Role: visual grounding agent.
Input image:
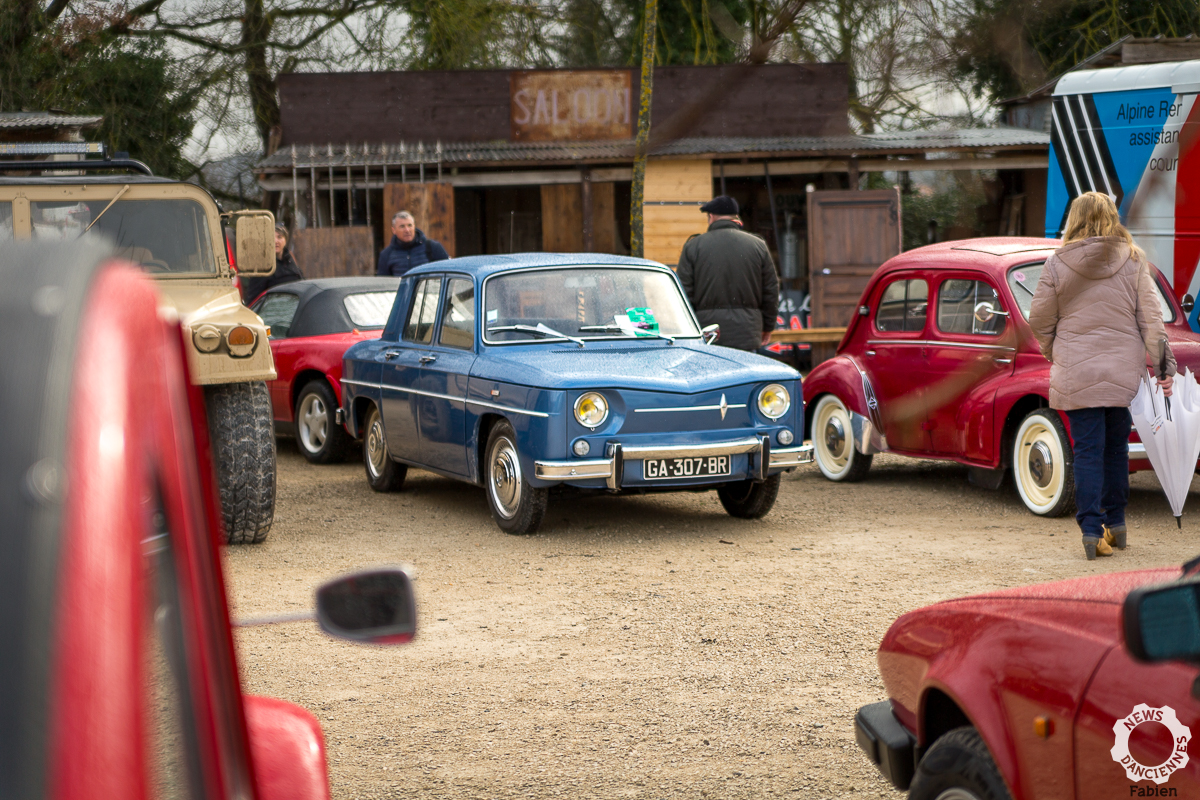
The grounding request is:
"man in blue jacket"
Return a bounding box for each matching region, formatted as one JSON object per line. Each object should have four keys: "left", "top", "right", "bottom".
{"left": 377, "top": 210, "right": 449, "bottom": 276}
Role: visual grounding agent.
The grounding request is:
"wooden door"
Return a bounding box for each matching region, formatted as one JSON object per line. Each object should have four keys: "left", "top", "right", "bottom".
{"left": 642, "top": 159, "right": 711, "bottom": 266}
{"left": 808, "top": 188, "right": 901, "bottom": 362}
{"left": 541, "top": 182, "right": 619, "bottom": 253}
{"left": 383, "top": 182, "right": 456, "bottom": 257}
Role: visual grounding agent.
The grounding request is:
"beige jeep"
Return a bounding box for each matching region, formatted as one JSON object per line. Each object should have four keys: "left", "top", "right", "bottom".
{"left": 0, "top": 167, "right": 280, "bottom": 544}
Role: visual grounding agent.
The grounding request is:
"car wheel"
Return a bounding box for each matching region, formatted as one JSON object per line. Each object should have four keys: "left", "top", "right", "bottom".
{"left": 717, "top": 473, "right": 781, "bottom": 519}
{"left": 1012, "top": 409, "right": 1074, "bottom": 517}
{"left": 485, "top": 420, "right": 547, "bottom": 535}
{"left": 364, "top": 404, "right": 406, "bottom": 492}
{"left": 294, "top": 380, "right": 352, "bottom": 464}
{"left": 205, "top": 381, "right": 276, "bottom": 544}
{"left": 811, "top": 394, "right": 872, "bottom": 482}
{"left": 908, "top": 727, "right": 1013, "bottom": 800}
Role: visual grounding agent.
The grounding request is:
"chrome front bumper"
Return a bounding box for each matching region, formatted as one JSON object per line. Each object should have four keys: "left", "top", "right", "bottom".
{"left": 534, "top": 436, "right": 814, "bottom": 490}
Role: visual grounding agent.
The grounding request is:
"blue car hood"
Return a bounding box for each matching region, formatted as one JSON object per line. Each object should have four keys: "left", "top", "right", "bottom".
{"left": 472, "top": 341, "right": 798, "bottom": 392}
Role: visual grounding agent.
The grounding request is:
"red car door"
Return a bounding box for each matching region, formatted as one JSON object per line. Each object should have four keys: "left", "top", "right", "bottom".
{"left": 924, "top": 273, "right": 1017, "bottom": 459}
{"left": 862, "top": 271, "right": 934, "bottom": 454}
{"left": 1074, "top": 647, "right": 1200, "bottom": 797}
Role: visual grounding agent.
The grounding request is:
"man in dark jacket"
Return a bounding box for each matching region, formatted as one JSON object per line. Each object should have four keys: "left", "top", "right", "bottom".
{"left": 676, "top": 196, "right": 778, "bottom": 352}
{"left": 377, "top": 211, "right": 449, "bottom": 276}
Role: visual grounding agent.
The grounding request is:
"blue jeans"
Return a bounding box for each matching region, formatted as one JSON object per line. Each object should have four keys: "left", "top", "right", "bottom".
{"left": 1065, "top": 407, "right": 1132, "bottom": 538}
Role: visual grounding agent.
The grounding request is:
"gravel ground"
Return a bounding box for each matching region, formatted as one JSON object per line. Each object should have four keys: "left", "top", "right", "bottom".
{"left": 225, "top": 445, "right": 1200, "bottom": 799}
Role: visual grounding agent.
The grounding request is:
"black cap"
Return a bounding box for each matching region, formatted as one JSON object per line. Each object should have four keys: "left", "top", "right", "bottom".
{"left": 699, "top": 195, "right": 738, "bottom": 216}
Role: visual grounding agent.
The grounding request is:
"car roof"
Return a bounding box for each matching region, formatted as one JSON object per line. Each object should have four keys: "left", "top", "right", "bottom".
{"left": 263, "top": 276, "right": 401, "bottom": 301}
{"left": 878, "top": 237, "right": 1060, "bottom": 277}
{"left": 261, "top": 276, "right": 401, "bottom": 337}
{"left": 404, "top": 252, "right": 670, "bottom": 280}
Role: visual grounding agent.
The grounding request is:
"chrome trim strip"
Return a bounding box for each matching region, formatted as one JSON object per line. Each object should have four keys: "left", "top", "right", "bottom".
{"left": 534, "top": 459, "right": 613, "bottom": 480}
{"left": 634, "top": 404, "right": 748, "bottom": 413}
{"left": 770, "top": 444, "right": 814, "bottom": 467}
{"left": 620, "top": 437, "right": 763, "bottom": 460}
{"left": 339, "top": 378, "right": 550, "bottom": 418}
{"left": 866, "top": 339, "right": 1015, "bottom": 352}
{"left": 1129, "top": 442, "right": 1147, "bottom": 458}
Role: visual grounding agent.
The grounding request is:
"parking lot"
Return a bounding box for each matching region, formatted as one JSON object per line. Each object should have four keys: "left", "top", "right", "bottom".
{"left": 226, "top": 445, "right": 1200, "bottom": 799}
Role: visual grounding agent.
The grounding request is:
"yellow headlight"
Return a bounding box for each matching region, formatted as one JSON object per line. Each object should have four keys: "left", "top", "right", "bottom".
{"left": 574, "top": 392, "right": 609, "bottom": 428}
{"left": 226, "top": 325, "right": 257, "bottom": 357}
{"left": 757, "top": 384, "right": 790, "bottom": 419}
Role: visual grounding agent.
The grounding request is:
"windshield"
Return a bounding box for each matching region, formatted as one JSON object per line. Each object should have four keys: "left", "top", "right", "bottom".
{"left": 31, "top": 199, "right": 216, "bottom": 275}
{"left": 1007, "top": 262, "right": 1177, "bottom": 324}
{"left": 483, "top": 267, "right": 700, "bottom": 343}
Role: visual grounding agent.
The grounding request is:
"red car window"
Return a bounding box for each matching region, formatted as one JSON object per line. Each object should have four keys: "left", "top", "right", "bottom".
{"left": 936, "top": 279, "right": 1005, "bottom": 336}
{"left": 875, "top": 278, "right": 928, "bottom": 333}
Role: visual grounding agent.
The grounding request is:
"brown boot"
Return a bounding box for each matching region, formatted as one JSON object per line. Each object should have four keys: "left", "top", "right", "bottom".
{"left": 1104, "top": 525, "right": 1127, "bottom": 550}
{"left": 1083, "top": 536, "right": 1113, "bottom": 560}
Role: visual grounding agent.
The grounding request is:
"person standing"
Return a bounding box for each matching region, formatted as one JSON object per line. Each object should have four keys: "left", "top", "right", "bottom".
{"left": 241, "top": 223, "right": 303, "bottom": 304}
{"left": 1029, "top": 191, "right": 1175, "bottom": 560}
{"left": 676, "top": 195, "right": 778, "bottom": 352}
{"left": 377, "top": 210, "right": 449, "bottom": 276}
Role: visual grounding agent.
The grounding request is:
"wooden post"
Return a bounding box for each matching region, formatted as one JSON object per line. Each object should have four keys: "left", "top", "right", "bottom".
{"left": 581, "top": 168, "right": 594, "bottom": 251}
{"left": 629, "top": 0, "right": 658, "bottom": 258}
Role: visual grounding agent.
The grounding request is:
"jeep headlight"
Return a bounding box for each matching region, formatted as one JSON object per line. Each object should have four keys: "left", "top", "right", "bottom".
{"left": 193, "top": 324, "right": 222, "bottom": 353}
{"left": 757, "top": 384, "right": 790, "bottom": 420}
{"left": 574, "top": 392, "right": 609, "bottom": 429}
{"left": 226, "top": 325, "right": 257, "bottom": 358}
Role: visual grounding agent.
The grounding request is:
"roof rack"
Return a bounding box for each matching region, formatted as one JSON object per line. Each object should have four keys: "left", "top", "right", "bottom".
{"left": 0, "top": 142, "right": 153, "bottom": 176}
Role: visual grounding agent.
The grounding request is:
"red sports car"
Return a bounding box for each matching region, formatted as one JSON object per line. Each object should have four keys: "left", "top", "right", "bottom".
{"left": 3, "top": 241, "right": 414, "bottom": 800}
{"left": 803, "top": 237, "right": 1200, "bottom": 516}
{"left": 856, "top": 563, "right": 1200, "bottom": 799}
{"left": 252, "top": 277, "right": 400, "bottom": 462}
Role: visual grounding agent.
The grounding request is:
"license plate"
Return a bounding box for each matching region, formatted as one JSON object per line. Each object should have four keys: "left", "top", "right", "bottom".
{"left": 642, "top": 455, "right": 731, "bottom": 480}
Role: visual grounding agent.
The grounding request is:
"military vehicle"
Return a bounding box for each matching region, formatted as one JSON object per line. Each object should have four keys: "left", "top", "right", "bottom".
{"left": 0, "top": 144, "right": 278, "bottom": 543}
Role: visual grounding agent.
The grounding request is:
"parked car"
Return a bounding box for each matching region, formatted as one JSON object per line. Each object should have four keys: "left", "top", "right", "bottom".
{"left": 803, "top": 237, "right": 1200, "bottom": 516}
{"left": 341, "top": 253, "right": 813, "bottom": 534}
{"left": 252, "top": 277, "right": 400, "bottom": 462}
{"left": 855, "top": 561, "right": 1200, "bottom": 799}
{"left": 0, "top": 240, "right": 415, "bottom": 800}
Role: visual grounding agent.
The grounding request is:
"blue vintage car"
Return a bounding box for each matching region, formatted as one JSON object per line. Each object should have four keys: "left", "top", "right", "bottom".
{"left": 341, "top": 253, "right": 813, "bottom": 534}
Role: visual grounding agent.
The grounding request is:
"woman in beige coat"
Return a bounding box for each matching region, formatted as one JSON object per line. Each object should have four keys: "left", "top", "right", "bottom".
{"left": 1029, "top": 192, "right": 1175, "bottom": 560}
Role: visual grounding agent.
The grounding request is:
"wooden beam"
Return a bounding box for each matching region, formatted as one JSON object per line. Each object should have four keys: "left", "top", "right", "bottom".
{"left": 768, "top": 327, "right": 847, "bottom": 344}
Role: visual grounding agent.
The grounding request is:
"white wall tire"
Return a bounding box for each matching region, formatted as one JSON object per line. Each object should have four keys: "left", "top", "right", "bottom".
{"left": 811, "top": 394, "right": 872, "bottom": 482}
{"left": 1012, "top": 409, "right": 1074, "bottom": 517}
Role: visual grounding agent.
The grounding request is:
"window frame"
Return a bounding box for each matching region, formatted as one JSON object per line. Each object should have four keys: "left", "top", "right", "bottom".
{"left": 253, "top": 292, "right": 302, "bottom": 339}
{"left": 436, "top": 275, "right": 476, "bottom": 352}
{"left": 402, "top": 276, "right": 444, "bottom": 345}
{"left": 872, "top": 275, "right": 929, "bottom": 335}
{"left": 934, "top": 274, "right": 1008, "bottom": 338}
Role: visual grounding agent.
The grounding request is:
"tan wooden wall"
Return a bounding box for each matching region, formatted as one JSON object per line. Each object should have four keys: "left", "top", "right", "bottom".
{"left": 291, "top": 227, "right": 376, "bottom": 278}
{"left": 383, "top": 182, "right": 456, "bottom": 256}
{"left": 642, "top": 159, "right": 711, "bottom": 266}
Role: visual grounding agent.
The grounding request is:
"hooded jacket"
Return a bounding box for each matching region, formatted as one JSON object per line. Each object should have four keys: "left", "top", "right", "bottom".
{"left": 1029, "top": 236, "right": 1176, "bottom": 410}
{"left": 376, "top": 229, "right": 449, "bottom": 277}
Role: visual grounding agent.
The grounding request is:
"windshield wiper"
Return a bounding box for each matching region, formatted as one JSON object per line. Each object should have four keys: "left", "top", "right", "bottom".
{"left": 487, "top": 323, "right": 585, "bottom": 348}
{"left": 578, "top": 324, "right": 675, "bottom": 344}
{"left": 78, "top": 184, "right": 129, "bottom": 237}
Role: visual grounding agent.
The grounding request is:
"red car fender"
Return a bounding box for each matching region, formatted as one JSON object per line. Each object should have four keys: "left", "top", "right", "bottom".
{"left": 802, "top": 355, "right": 872, "bottom": 426}
{"left": 244, "top": 696, "right": 331, "bottom": 800}
{"left": 270, "top": 333, "right": 372, "bottom": 424}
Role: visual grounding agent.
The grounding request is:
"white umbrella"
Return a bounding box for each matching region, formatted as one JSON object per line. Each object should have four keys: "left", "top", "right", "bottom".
{"left": 1129, "top": 368, "right": 1200, "bottom": 527}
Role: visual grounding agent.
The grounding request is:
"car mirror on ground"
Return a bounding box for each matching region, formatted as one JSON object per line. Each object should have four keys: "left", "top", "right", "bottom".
{"left": 702, "top": 323, "right": 720, "bottom": 344}
{"left": 237, "top": 566, "right": 417, "bottom": 644}
{"left": 1123, "top": 575, "right": 1200, "bottom": 663}
{"left": 316, "top": 567, "right": 417, "bottom": 644}
{"left": 234, "top": 211, "right": 277, "bottom": 275}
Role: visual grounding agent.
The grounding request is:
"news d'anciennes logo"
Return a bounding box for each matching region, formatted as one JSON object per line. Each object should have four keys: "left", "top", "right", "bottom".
{"left": 1110, "top": 704, "right": 1191, "bottom": 785}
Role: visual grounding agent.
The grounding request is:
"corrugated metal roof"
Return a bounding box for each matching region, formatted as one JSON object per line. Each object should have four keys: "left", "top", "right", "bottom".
{"left": 256, "top": 128, "right": 1048, "bottom": 171}
{"left": 0, "top": 112, "right": 102, "bottom": 130}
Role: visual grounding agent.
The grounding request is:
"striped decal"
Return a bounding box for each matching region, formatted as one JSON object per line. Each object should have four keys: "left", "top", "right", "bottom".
{"left": 1050, "top": 94, "right": 1124, "bottom": 233}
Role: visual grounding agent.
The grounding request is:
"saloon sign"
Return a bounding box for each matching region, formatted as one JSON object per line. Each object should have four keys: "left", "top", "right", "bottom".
{"left": 510, "top": 70, "right": 633, "bottom": 142}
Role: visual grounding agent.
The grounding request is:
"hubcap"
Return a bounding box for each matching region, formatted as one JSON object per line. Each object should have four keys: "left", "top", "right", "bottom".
{"left": 824, "top": 415, "right": 846, "bottom": 457}
{"left": 1029, "top": 441, "right": 1053, "bottom": 488}
{"left": 933, "top": 790, "right": 984, "bottom": 800}
{"left": 489, "top": 436, "right": 523, "bottom": 519}
{"left": 367, "top": 414, "right": 387, "bottom": 477}
{"left": 815, "top": 397, "right": 852, "bottom": 474}
{"left": 298, "top": 393, "right": 328, "bottom": 452}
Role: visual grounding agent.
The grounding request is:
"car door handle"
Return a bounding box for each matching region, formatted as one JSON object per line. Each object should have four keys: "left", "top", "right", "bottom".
{"left": 993, "top": 357, "right": 1012, "bottom": 364}
{"left": 384, "top": 350, "right": 401, "bottom": 361}
{"left": 419, "top": 355, "right": 437, "bottom": 365}
{"left": 865, "top": 350, "right": 876, "bottom": 357}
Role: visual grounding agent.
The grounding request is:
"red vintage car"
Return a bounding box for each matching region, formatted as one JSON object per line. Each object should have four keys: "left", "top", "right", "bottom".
{"left": 252, "top": 277, "right": 399, "bottom": 462}
{"left": 2, "top": 241, "right": 414, "bottom": 800}
{"left": 803, "top": 237, "right": 1200, "bottom": 516}
{"left": 855, "top": 563, "right": 1200, "bottom": 799}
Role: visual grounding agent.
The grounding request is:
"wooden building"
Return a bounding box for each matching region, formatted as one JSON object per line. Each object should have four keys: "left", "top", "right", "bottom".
{"left": 255, "top": 65, "right": 1049, "bottom": 331}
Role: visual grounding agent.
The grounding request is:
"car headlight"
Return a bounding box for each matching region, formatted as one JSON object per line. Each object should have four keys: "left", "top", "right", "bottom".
{"left": 574, "top": 392, "right": 609, "bottom": 429}
{"left": 226, "top": 325, "right": 257, "bottom": 358}
{"left": 757, "top": 384, "right": 791, "bottom": 420}
{"left": 192, "top": 324, "right": 221, "bottom": 353}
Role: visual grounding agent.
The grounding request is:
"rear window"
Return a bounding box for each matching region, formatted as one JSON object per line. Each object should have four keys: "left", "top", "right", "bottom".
{"left": 343, "top": 292, "right": 396, "bottom": 328}
{"left": 1007, "top": 262, "right": 1176, "bottom": 324}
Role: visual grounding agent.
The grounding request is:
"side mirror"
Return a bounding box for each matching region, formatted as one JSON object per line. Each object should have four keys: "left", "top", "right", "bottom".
{"left": 1183, "top": 294, "right": 1195, "bottom": 315}
{"left": 1123, "top": 577, "right": 1200, "bottom": 663}
{"left": 702, "top": 324, "right": 720, "bottom": 345}
{"left": 316, "top": 567, "right": 416, "bottom": 644}
{"left": 234, "top": 211, "right": 276, "bottom": 276}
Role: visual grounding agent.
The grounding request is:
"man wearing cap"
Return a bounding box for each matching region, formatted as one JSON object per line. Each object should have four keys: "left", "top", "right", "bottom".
{"left": 676, "top": 196, "right": 778, "bottom": 352}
